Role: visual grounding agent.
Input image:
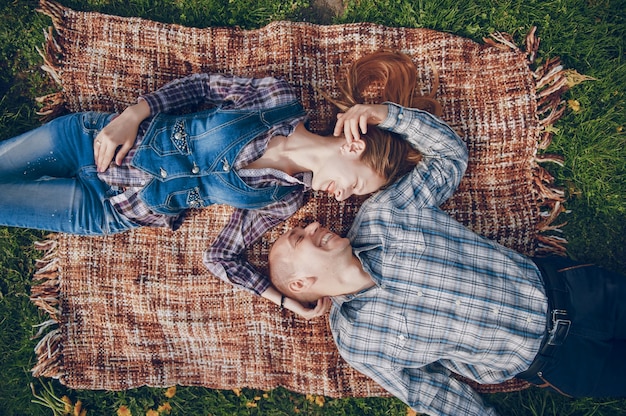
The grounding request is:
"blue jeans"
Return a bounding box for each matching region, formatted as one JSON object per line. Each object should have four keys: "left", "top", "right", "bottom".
{"left": 0, "top": 112, "right": 139, "bottom": 235}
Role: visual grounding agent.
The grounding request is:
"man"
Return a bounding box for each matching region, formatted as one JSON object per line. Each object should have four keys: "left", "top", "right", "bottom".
{"left": 269, "top": 103, "right": 626, "bottom": 416}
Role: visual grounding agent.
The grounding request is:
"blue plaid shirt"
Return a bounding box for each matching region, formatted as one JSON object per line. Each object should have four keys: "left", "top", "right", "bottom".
{"left": 329, "top": 104, "right": 548, "bottom": 416}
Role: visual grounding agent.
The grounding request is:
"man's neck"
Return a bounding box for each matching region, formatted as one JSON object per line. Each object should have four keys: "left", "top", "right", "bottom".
{"left": 338, "top": 253, "right": 376, "bottom": 295}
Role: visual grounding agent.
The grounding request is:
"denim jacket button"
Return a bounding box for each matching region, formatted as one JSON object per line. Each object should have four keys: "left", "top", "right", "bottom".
{"left": 191, "top": 165, "right": 200, "bottom": 174}
{"left": 160, "top": 167, "right": 167, "bottom": 178}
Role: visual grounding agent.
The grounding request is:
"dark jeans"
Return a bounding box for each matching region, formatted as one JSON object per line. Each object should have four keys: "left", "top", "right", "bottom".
{"left": 519, "top": 256, "right": 626, "bottom": 398}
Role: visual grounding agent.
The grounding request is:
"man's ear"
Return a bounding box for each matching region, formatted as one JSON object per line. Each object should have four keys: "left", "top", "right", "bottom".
{"left": 288, "top": 276, "right": 317, "bottom": 294}
{"left": 341, "top": 139, "right": 366, "bottom": 157}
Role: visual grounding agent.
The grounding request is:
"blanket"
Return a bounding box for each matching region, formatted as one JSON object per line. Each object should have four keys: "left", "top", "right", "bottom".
{"left": 31, "top": 0, "right": 569, "bottom": 396}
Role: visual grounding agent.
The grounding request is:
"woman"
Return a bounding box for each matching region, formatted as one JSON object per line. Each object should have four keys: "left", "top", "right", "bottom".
{"left": 0, "top": 51, "right": 439, "bottom": 317}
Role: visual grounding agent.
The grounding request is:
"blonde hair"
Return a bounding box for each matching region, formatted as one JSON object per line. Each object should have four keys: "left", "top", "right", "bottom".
{"left": 327, "top": 50, "right": 442, "bottom": 186}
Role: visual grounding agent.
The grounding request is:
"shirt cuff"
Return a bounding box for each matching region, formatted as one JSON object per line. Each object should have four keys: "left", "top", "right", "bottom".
{"left": 138, "top": 93, "right": 162, "bottom": 116}
{"left": 378, "top": 102, "right": 405, "bottom": 130}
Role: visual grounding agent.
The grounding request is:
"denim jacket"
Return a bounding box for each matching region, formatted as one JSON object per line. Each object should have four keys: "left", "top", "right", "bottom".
{"left": 132, "top": 101, "right": 306, "bottom": 215}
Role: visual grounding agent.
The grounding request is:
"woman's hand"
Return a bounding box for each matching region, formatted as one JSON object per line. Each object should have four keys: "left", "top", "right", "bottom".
{"left": 94, "top": 100, "right": 150, "bottom": 172}
{"left": 284, "top": 296, "right": 331, "bottom": 320}
{"left": 333, "top": 104, "right": 388, "bottom": 143}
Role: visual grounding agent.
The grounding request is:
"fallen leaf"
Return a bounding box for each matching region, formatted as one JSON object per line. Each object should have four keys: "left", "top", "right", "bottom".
{"left": 564, "top": 69, "right": 596, "bottom": 88}
{"left": 164, "top": 386, "right": 176, "bottom": 398}
{"left": 567, "top": 99, "right": 581, "bottom": 112}
{"left": 117, "top": 406, "right": 132, "bottom": 416}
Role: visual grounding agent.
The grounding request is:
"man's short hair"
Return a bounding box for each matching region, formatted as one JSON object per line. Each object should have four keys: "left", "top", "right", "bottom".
{"left": 268, "top": 243, "right": 320, "bottom": 304}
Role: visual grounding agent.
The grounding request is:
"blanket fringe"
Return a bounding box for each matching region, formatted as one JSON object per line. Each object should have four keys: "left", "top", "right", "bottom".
{"left": 30, "top": 236, "right": 64, "bottom": 379}
{"left": 37, "top": 0, "right": 66, "bottom": 29}
{"left": 523, "top": 26, "right": 579, "bottom": 256}
{"left": 483, "top": 26, "right": 575, "bottom": 255}
{"left": 36, "top": 1, "right": 67, "bottom": 120}
{"left": 484, "top": 26, "right": 574, "bottom": 255}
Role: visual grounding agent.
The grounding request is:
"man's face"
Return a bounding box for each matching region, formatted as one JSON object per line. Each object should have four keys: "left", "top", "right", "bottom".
{"left": 271, "top": 222, "right": 353, "bottom": 281}
{"left": 311, "top": 143, "right": 386, "bottom": 202}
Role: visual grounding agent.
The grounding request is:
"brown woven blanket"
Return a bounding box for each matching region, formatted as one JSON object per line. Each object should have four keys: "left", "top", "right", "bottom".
{"left": 31, "top": 0, "right": 569, "bottom": 396}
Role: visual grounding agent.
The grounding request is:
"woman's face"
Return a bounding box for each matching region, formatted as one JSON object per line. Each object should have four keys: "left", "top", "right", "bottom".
{"left": 311, "top": 150, "right": 386, "bottom": 201}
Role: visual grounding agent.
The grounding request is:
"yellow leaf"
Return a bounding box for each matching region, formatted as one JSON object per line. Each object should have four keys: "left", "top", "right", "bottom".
{"left": 146, "top": 410, "right": 159, "bottom": 416}
{"left": 79, "top": 411, "right": 87, "bottom": 416}
{"left": 157, "top": 402, "right": 172, "bottom": 414}
{"left": 232, "top": 388, "right": 241, "bottom": 397}
{"left": 567, "top": 99, "right": 581, "bottom": 112}
{"left": 164, "top": 386, "right": 176, "bottom": 398}
{"left": 61, "top": 396, "right": 73, "bottom": 415}
{"left": 73, "top": 400, "right": 82, "bottom": 416}
{"left": 305, "top": 394, "right": 314, "bottom": 403}
{"left": 263, "top": 393, "right": 269, "bottom": 399}
{"left": 315, "top": 396, "right": 325, "bottom": 407}
{"left": 564, "top": 69, "right": 596, "bottom": 88}
{"left": 543, "top": 125, "right": 561, "bottom": 134}
{"left": 246, "top": 402, "right": 258, "bottom": 408}
{"left": 407, "top": 407, "right": 418, "bottom": 416}
{"left": 117, "top": 406, "right": 132, "bottom": 416}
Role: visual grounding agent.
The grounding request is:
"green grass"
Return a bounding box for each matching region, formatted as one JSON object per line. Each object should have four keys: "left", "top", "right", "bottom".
{"left": 1, "top": 0, "right": 625, "bottom": 414}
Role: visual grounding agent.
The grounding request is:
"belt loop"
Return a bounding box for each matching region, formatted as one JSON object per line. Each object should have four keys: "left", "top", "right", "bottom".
{"left": 547, "top": 309, "right": 571, "bottom": 346}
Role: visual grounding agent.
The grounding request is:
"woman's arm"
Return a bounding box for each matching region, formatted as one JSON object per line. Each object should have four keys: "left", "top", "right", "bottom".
{"left": 95, "top": 73, "right": 298, "bottom": 172}
{"left": 94, "top": 100, "right": 150, "bottom": 172}
{"left": 332, "top": 102, "right": 467, "bottom": 206}
{"left": 140, "top": 73, "right": 298, "bottom": 114}
{"left": 333, "top": 103, "right": 388, "bottom": 142}
{"left": 203, "top": 191, "right": 330, "bottom": 319}
{"left": 377, "top": 103, "right": 468, "bottom": 207}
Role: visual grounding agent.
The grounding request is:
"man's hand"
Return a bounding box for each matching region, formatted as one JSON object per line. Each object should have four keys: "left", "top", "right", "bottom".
{"left": 285, "top": 296, "right": 331, "bottom": 320}
{"left": 94, "top": 100, "right": 150, "bottom": 172}
{"left": 333, "top": 104, "right": 388, "bottom": 143}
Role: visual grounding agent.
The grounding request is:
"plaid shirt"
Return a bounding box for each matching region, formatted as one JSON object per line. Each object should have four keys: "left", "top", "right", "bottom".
{"left": 98, "top": 73, "right": 310, "bottom": 294}
{"left": 329, "top": 105, "right": 548, "bottom": 416}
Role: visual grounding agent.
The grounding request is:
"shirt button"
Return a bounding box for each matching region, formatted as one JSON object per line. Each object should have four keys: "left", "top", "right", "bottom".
{"left": 492, "top": 308, "right": 500, "bottom": 315}
{"left": 397, "top": 334, "right": 406, "bottom": 341}
{"left": 455, "top": 300, "right": 461, "bottom": 306}
{"left": 417, "top": 291, "right": 423, "bottom": 297}
{"left": 526, "top": 317, "right": 533, "bottom": 323}
{"left": 397, "top": 113, "right": 404, "bottom": 120}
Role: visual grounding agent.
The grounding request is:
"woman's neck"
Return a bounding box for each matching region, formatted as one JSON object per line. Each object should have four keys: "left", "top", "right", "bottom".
{"left": 246, "top": 123, "right": 337, "bottom": 175}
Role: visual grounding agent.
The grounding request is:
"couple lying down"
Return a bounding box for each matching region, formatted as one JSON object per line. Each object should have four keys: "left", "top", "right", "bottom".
{"left": 2, "top": 51, "right": 624, "bottom": 416}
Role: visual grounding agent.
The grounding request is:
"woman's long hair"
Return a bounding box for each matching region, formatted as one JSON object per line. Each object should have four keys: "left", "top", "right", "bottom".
{"left": 330, "top": 50, "right": 442, "bottom": 187}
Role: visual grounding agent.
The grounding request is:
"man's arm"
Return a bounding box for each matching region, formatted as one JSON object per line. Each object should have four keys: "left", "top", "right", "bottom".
{"left": 378, "top": 103, "right": 468, "bottom": 207}
{"left": 352, "top": 361, "right": 498, "bottom": 416}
